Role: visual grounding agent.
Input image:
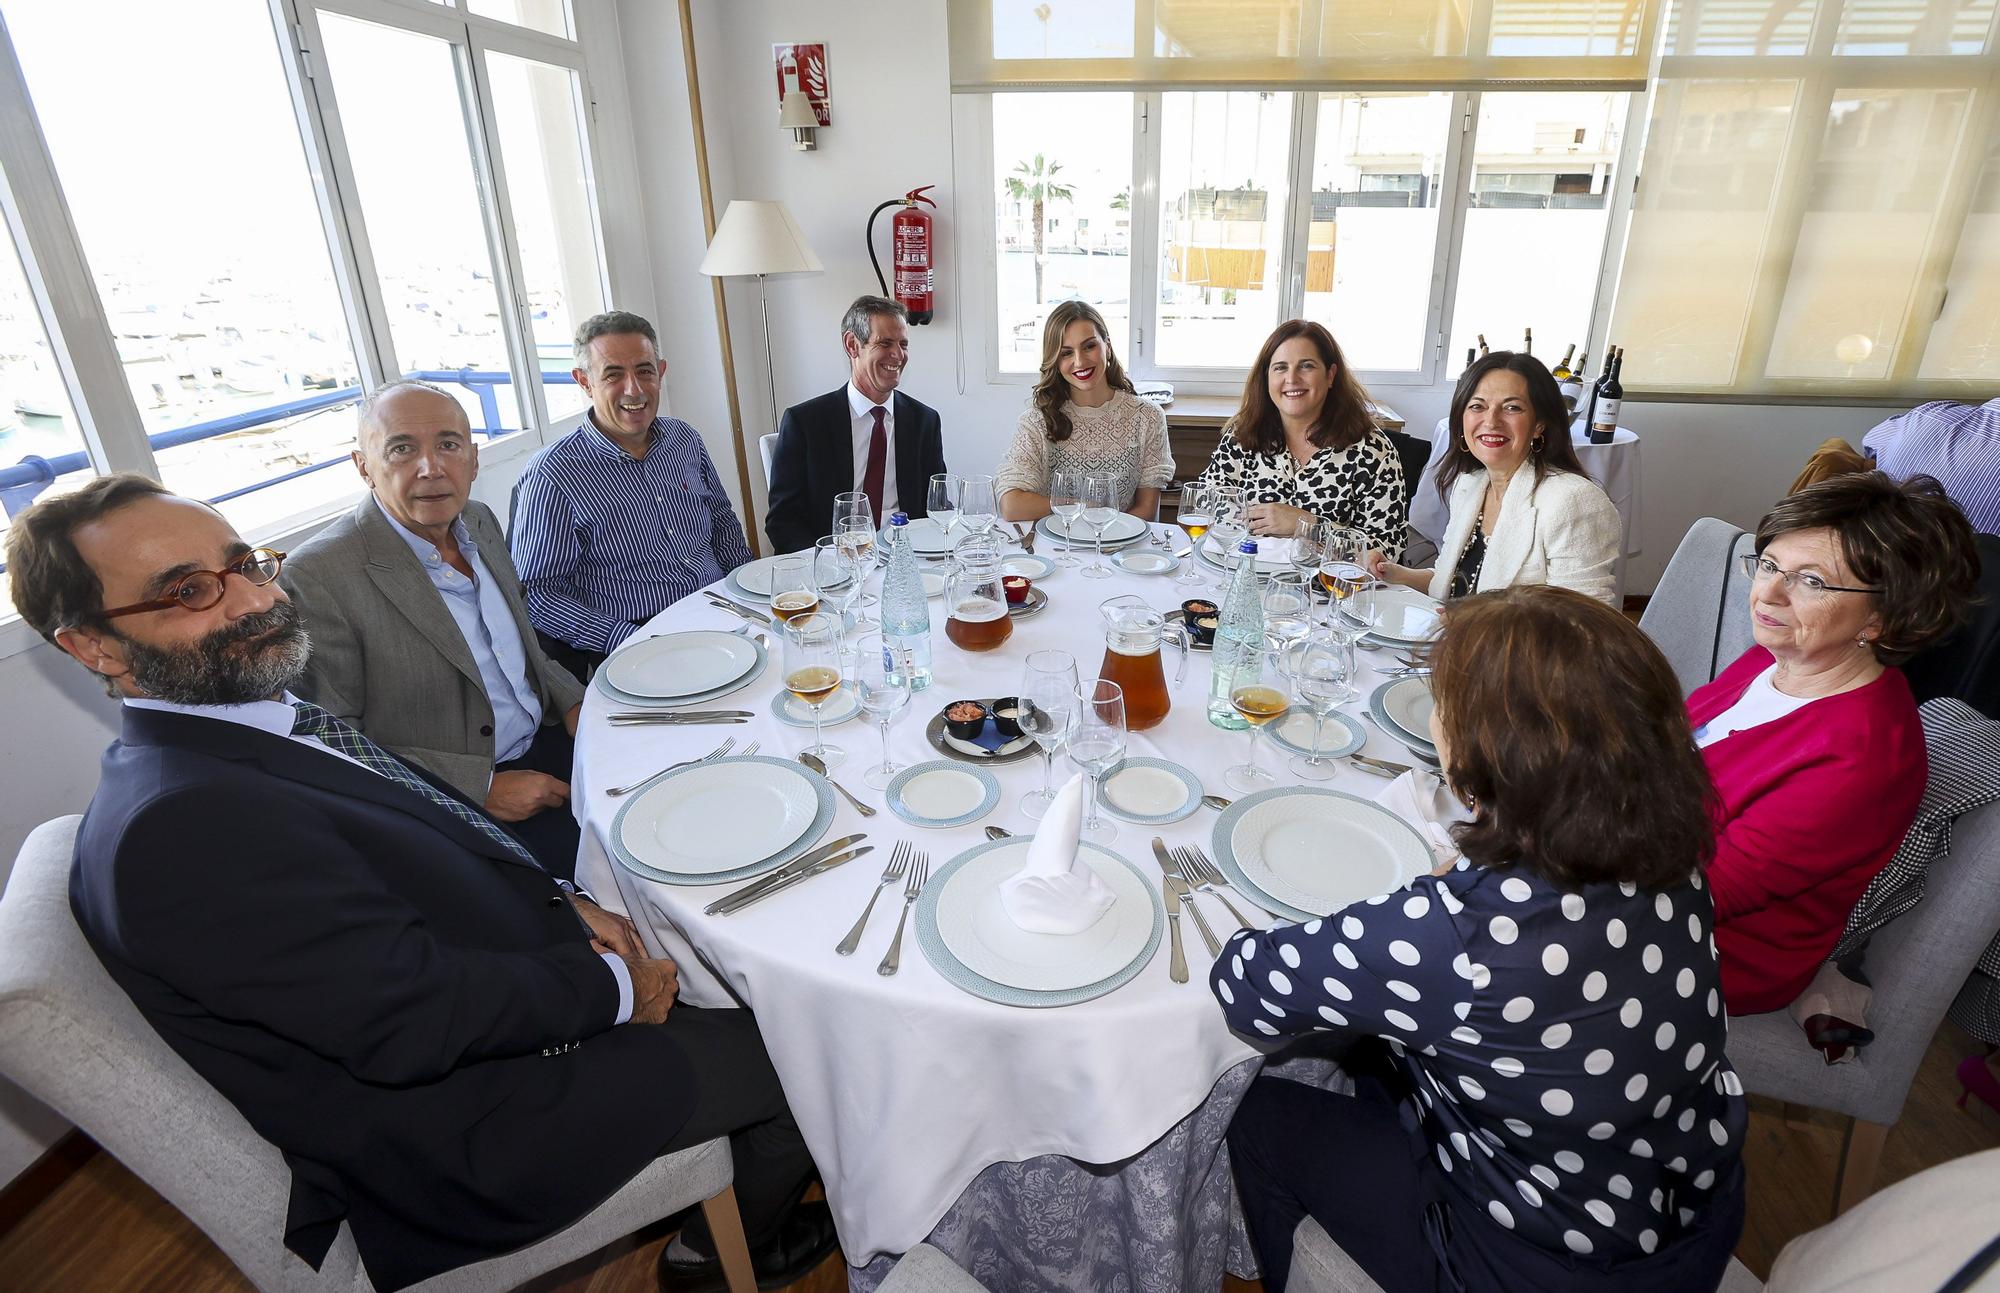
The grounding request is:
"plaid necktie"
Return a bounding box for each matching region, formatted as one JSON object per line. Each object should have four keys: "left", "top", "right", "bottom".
{"left": 290, "top": 699, "right": 542, "bottom": 870}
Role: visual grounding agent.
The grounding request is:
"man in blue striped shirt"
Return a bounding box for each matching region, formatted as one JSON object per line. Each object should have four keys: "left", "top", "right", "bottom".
{"left": 1864, "top": 396, "right": 2000, "bottom": 535}
{"left": 511, "top": 311, "right": 754, "bottom": 677}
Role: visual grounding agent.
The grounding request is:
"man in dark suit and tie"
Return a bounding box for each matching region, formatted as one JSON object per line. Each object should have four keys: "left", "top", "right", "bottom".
{"left": 7, "top": 476, "right": 833, "bottom": 1292}
{"left": 764, "top": 295, "right": 948, "bottom": 554}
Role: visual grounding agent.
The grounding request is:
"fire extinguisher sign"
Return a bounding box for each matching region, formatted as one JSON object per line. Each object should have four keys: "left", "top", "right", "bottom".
{"left": 773, "top": 43, "right": 830, "bottom": 128}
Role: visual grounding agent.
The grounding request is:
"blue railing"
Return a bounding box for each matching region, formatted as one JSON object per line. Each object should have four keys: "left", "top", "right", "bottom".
{"left": 0, "top": 369, "right": 579, "bottom": 519}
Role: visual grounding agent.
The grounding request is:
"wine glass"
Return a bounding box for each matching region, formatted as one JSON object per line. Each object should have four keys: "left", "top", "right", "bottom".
{"left": 768, "top": 553, "right": 821, "bottom": 625}
{"left": 1283, "top": 631, "right": 1352, "bottom": 781}
{"left": 1067, "top": 679, "right": 1126, "bottom": 843}
{"left": 1207, "top": 486, "right": 1248, "bottom": 579}
{"left": 1017, "top": 649, "right": 1080, "bottom": 820}
{"left": 814, "top": 536, "right": 866, "bottom": 630}
{"left": 1318, "top": 525, "right": 1372, "bottom": 629}
{"left": 1049, "top": 469, "right": 1085, "bottom": 569}
{"left": 959, "top": 474, "right": 998, "bottom": 541}
{"left": 846, "top": 632, "right": 911, "bottom": 789}
{"left": 1224, "top": 644, "right": 1289, "bottom": 792}
{"left": 927, "top": 473, "right": 961, "bottom": 538}
{"left": 1174, "top": 484, "right": 1214, "bottom": 586}
{"left": 833, "top": 490, "right": 872, "bottom": 538}
{"left": 782, "top": 612, "right": 845, "bottom": 767}
{"left": 1262, "top": 571, "right": 1314, "bottom": 649}
{"left": 1291, "top": 517, "right": 1328, "bottom": 588}
{"left": 836, "top": 515, "right": 880, "bottom": 610}
{"left": 1079, "top": 470, "right": 1119, "bottom": 580}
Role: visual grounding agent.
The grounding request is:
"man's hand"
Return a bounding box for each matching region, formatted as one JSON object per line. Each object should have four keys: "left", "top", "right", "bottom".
{"left": 485, "top": 770, "right": 569, "bottom": 822}
{"left": 1246, "top": 501, "right": 1313, "bottom": 536}
{"left": 574, "top": 896, "right": 643, "bottom": 960}
{"left": 563, "top": 703, "right": 581, "bottom": 736}
{"left": 621, "top": 952, "right": 680, "bottom": 1025}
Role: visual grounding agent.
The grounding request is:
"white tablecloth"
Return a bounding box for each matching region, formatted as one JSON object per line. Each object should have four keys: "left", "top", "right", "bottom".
{"left": 572, "top": 534, "right": 1431, "bottom": 1264}
{"left": 1409, "top": 418, "right": 1643, "bottom": 599}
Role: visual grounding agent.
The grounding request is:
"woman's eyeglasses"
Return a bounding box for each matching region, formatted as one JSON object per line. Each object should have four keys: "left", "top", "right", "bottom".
{"left": 1738, "top": 553, "right": 1875, "bottom": 599}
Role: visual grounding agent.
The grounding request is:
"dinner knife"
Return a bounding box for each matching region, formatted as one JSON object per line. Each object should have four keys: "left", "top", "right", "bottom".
{"left": 608, "top": 710, "right": 754, "bottom": 721}
{"left": 703, "top": 833, "right": 866, "bottom": 915}
{"left": 1162, "top": 878, "right": 1189, "bottom": 984}
{"left": 703, "top": 592, "right": 773, "bottom": 625}
{"left": 1347, "top": 751, "right": 1412, "bottom": 778}
{"left": 710, "top": 846, "right": 873, "bottom": 915}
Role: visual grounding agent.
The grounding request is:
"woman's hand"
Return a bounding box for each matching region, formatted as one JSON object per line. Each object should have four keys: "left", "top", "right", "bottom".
{"left": 1366, "top": 548, "right": 1430, "bottom": 592}
{"left": 1245, "top": 501, "right": 1313, "bottom": 536}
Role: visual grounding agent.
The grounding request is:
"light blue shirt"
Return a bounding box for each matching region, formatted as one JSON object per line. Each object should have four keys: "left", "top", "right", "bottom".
{"left": 375, "top": 496, "right": 544, "bottom": 765}
{"left": 121, "top": 691, "right": 631, "bottom": 1023}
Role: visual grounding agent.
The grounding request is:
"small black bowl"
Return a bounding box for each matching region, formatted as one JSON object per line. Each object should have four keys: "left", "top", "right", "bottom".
{"left": 943, "top": 700, "right": 991, "bottom": 742}
{"left": 1180, "top": 599, "right": 1219, "bottom": 646}
{"left": 988, "top": 696, "right": 1026, "bottom": 739}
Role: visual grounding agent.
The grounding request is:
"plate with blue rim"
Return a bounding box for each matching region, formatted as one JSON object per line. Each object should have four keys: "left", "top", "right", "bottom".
{"left": 609, "top": 755, "right": 834, "bottom": 886}
{"left": 1210, "top": 786, "right": 1433, "bottom": 923}
{"left": 1001, "top": 552, "right": 1057, "bottom": 581}
{"left": 1095, "top": 756, "right": 1203, "bottom": 825}
{"left": 1034, "top": 512, "right": 1148, "bottom": 550}
{"left": 886, "top": 760, "right": 1000, "bottom": 829}
{"left": 1111, "top": 548, "right": 1179, "bottom": 577}
{"left": 726, "top": 552, "right": 854, "bottom": 601}
{"left": 1266, "top": 710, "right": 1366, "bottom": 761}
{"left": 769, "top": 684, "right": 861, "bottom": 728}
{"left": 593, "top": 634, "right": 768, "bottom": 710}
{"left": 916, "top": 837, "right": 1163, "bottom": 1007}
{"left": 1368, "top": 677, "right": 1438, "bottom": 757}
{"left": 1338, "top": 586, "right": 1441, "bottom": 646}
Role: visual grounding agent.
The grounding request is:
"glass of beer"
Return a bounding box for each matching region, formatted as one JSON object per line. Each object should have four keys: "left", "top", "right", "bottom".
{"left": 1224, "top": 643, "right": 1289, "bottom": 792}
{"left": 768, "top": 553, "right": 821, "bottom": 624}
{"left": 782, "top": 612, "right": 845, "bottom": 767}
{"left": 1174, "top": 484, "right": 1213, "bottom": 585}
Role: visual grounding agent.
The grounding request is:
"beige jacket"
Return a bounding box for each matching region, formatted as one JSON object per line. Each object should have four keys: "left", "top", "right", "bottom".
{"left": 1430, "top": 467, "right": 1621, "bottom": 606}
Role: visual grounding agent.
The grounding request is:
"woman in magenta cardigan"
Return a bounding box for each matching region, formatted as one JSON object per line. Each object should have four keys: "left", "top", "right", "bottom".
{"left": 1688, "top": 473, "right": 1978, "bottom": 1015}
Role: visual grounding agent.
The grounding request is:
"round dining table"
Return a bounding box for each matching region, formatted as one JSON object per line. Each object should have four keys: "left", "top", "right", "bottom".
{"left": 570, "top": 524, "right": 1441, "bottom": 1289}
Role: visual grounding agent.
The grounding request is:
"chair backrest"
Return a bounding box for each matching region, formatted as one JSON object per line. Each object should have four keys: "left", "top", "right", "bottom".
{"left": 1903, "top": 530, "right": 2000, "bottom": 718}
{"left": 1382, "top": 428, "right": 1430, "bottom": 513}
{"left": 1639, "top": 517, "right": 1757, "bottom": 694}
{"left": 0, "top": 818, "right": 364, "bottom": 1291}
{"left": 758, "top": 433, "right": 778, "bottom": 488}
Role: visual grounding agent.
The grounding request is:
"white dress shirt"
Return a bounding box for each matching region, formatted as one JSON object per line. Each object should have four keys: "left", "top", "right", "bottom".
{"left": 847, "top": 381, "right": 898, "bottom": 516}
{"left": 122, "top": 692, "right": 632, "bottom": 1022}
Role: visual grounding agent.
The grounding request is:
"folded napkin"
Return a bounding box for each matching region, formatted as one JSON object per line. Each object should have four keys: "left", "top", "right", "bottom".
{"left": 999, "top": 773, "right": 1116, "bottom": 934}
{"left": 1373, "top": 768, "right": 1469, "bottom": 868}
{"left": 1210, "top": 533, "right": 1297, "bottom": 565}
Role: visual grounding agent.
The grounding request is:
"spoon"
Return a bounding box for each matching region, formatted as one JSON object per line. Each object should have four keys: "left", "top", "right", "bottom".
{"left": 1201, "top": 794, "right": 1232, "bottom": 812}
{"left": 984, "top": 826, "right": 1013, "bottom": 840}
{"left": 797, "top": 751, "right": 877, "bottom": 817}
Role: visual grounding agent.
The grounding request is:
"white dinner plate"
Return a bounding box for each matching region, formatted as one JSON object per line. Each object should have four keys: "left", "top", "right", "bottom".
{"left": 894, "top": 517, "right": 959, "bottom": 557}
{"left": 769, "top": 684, "right": 862, "bottom": 728}
{"left": 728, "top": 553, "right": 854, "bottom": 599}
{"left": 886, "top": 760, "right": 1000, "bottom": 829}
{"left": 1096, "top": 757, "right": 1202, "bottom": 824}
{"left": 1035, "top": 512, "right": 1148, "bottom": 548}
{"left": 617, "top": 759, "right": 818, "bottom": 876}
{"left": 1340, "top": 586, "right": 1442, "bottom": 645}
{"left": 1111, "top": 549, "right": 1179, "bottom": 577}
{"left": 921, "top": 570, "right": 948, "bottom": 598}
{"left": 932, "top": 839, "right": 1157, "bottom": 992}
{"left": 602, "top": 630, "right": 760, "bottom": 700}
{"left": 1216, "top": 787, "right": 1433, "bottom": 921}
{"left": 1266, "top": 710, "right": 1366, "bottom": 760}
{"left": 1370, "top": 677, "right": 1438, "bottom": 754}
{"left": 1001, "top": 553, "right": 1057, "bottom": 581}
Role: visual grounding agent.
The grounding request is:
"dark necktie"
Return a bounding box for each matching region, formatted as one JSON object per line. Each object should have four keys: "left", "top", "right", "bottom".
{"left": 290, "top": 699, "right": 542, "bottom": 870}
{"left": 861, "top": 405, "right": 888, "bottom": 526}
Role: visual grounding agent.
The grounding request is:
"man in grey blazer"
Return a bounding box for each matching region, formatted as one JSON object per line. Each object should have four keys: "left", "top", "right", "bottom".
{"left": 284, "top": 381, "right": 588, "bottom": 878}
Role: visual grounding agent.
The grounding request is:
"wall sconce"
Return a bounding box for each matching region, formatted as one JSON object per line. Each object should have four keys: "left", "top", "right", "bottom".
{"left": 774, "top": 42, "right": 829, "bottom": 152}
{"left": 778, "top": 89, "right": 819, "bottom": 151}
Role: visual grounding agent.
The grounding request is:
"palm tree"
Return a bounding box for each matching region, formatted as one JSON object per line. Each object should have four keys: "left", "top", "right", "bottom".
{"left": 1110, "top": 189, "right": 1129, "bottom": 212}
{"left": 1005, "top": 153, "right": 1075, "bottom": 304}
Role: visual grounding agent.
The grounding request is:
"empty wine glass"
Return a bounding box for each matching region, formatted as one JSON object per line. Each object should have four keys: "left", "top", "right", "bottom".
{"left": 1207, "top": 486, "right": 1248, "bottom": 579}
{"left": 1263, "top": 571, "right": 1314, "bottom": 648}
{"left": 846, "top": 632, "right": 912, "bottom": 789}
{"left": 1291, "top": 517, "right": 1328, "bottom": 588}
{"left": 1049, "top": 469, "right": 1085, "bottom": 569}
{"left": 1283, "top": 631, "right": 1352, "bottom": 781}
{"left": 1174, "top": 484, "right": 1214, "bottom": 586}
{"left": 782, "top": 612, "right": 844, "bottom": 767}
{"left": 1079, "top": 471, "right": 1119, "bottom": 580}
{"left": 1018, "top": 649, "right": 1080, "bottom": 820}
{"left": 836, "top": 515, "right": 880, "bottom": 610}
{"left": 1224, "top": 644, "right": 1289, "bottom": 792}
{"left": 959, "top": 474, "right": 998, "bottom": 540}
{"left": 814, "top": 535, "right": 866, "bottom": 630}
{"left": 927, "top": 472, "right": 961, "bottom": 538}
{"left": 833, "top": 489, "right": 872, "bottom": 538}
{"left": 1067, "top": 678, "right": 1126, "bottom": 843}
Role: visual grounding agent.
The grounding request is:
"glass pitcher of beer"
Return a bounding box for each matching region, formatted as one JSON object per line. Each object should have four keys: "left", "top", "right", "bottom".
{"left": 944, "top": 533, "right": 1013, "bottom": 651}
{"left": 1097, "top": 594, "right": 1185, "bottom": 731}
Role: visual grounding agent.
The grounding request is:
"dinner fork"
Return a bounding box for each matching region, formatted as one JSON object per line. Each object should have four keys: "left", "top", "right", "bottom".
{"left": 877, "top": 851, "right": 930, "bottom": 976}
{"left": 1175, "top": 845, "right": 1270, "bottom": 927}
{"left": 836, "top": 842, "right": 911, "bottom": 955}
{"left": 606, "top": 736, "right": 734, "bottom": 797}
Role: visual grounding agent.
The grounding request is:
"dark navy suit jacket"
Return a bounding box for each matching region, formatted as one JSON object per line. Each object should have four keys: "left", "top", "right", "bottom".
{"left": 765, "top": 386, "right": 946, "bottom": 554}
{"left": 70, "top": 705, "right": 694, "bottom": 1291}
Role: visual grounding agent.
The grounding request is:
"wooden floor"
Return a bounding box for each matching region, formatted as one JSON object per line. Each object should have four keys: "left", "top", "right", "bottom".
{"left": 0, "top": 1023, "right": 1993, "bottom": 1292}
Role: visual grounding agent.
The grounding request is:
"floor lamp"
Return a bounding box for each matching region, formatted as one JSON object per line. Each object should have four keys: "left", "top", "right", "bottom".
{"left": 698, "top": 200, "right": 824, "bottom": 453}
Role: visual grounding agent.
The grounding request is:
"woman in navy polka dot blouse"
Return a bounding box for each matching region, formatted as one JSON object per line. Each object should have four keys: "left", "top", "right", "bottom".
{"left": 1215, "top": 587, "right": 1748, "bottom": 1293}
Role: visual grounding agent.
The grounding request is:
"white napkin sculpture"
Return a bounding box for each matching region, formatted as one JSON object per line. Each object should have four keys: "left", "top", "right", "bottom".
{"left": 999, "top": 773, "right": 1116, "bottom": 934}
{"left": 1374, "top": 768, "right": 1470, "bottom": 868}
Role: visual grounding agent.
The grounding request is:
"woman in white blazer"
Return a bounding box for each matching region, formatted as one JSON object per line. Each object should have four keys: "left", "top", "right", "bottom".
{"left": 1369, "top": 352, "right": 1621, "bottom": 606}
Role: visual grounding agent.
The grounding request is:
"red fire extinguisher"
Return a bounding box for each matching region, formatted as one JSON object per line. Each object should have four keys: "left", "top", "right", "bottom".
{"left": 867, "top": 186, "right": 937, "bottom": 324}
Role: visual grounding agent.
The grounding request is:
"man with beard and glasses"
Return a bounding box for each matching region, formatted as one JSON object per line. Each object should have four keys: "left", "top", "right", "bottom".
{"left": 7, "top": 475, "right": 835, "bottom": 1292}
{"left": 283, "top": 380, "right": 588, "bottom": 879}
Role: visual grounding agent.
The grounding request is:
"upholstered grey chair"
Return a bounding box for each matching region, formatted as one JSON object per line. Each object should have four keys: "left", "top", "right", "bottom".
{"left": 759, "top": 433, "right": 779, "bottom": 489}
{"left": 1637, "top": 515, "right": 1756, "bottom": 695}
{"left": 877, "top": 1242, "right": 990, "bottom": 1292}
{"left": 0, "top": 816, "right": 756, "bottom": 1293}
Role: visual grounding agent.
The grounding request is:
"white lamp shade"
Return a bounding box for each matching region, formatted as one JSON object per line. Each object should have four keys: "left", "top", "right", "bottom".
{"left": 778, "top": 90, "right": 819, "bottom": 129}
{"left": 698, "top": 199, "right": 824, "bottom": 278}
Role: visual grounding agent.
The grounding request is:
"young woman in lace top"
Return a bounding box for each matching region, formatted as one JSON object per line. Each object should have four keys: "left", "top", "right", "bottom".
{"left": 996, "top": 301, "right": 1175, "bottom": 522}
{"left": 1191, "top": 319, "right": 1406, "bottom": 555}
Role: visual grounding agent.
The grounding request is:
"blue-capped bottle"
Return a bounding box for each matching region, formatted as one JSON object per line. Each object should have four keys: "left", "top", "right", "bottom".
{"left": 1207, "top": 538, "right": 1262, "bottom": 729}
{"left": 880, "top": 512, "right": 933, "bottom": 691}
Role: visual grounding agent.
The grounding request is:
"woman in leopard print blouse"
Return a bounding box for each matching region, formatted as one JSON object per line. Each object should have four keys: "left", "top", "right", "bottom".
{"left": 1191, "top": 320, "right": 1406, "bottom": 555}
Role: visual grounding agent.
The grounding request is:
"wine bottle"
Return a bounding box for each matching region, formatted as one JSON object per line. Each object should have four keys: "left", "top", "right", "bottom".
{"left": 1464, "top": 347, "right": 1476, "bottom": 373}
{"left": 1559, "top": 349, "right": 1588, "bottom": 419}
{"left": 1477, "top": 334, "right": 1489, "bottom": 359}
{"left": 1523, "top": 327, "right": 1533, "bottom": 357}
{"left": 1551, "top": 343, "right": 1576, "bottom": 382}
{"left": 1590, "top": 347, "right": 1623, "bottom": 445}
